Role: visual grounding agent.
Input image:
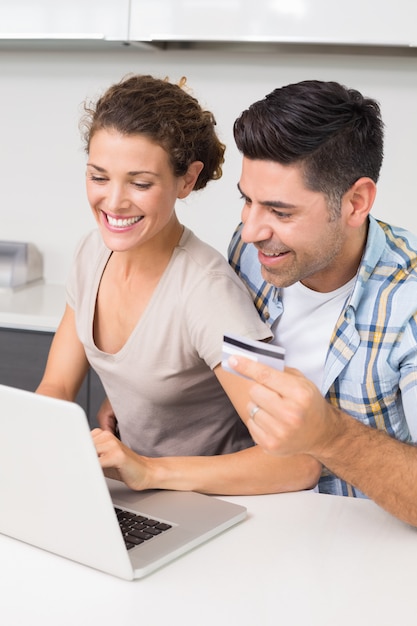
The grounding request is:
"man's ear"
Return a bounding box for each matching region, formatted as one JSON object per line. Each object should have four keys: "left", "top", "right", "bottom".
{"left": 177, "top": 161, "right": 204, "bottom": 199}
{"left": 345, "top": 177, "right": 377, "bottom": 227}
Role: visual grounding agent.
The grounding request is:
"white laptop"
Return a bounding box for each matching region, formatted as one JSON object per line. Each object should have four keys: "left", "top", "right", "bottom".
{"left": 0, "top": 384, "right": 247, "bottom": 580}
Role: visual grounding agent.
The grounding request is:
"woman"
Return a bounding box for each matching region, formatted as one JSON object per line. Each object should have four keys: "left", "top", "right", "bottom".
{"left": 37, "top": 74, "right": 320, "bottom": 494}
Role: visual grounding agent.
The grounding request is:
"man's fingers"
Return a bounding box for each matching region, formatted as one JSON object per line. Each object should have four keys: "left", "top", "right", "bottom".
{"left": 228, "top": 354, "right": 283, "bottom": 386}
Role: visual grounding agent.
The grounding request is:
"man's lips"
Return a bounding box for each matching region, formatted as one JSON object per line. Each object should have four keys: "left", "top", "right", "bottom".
{"left": 257, "top": 247, "right": 290, "bottom": 265}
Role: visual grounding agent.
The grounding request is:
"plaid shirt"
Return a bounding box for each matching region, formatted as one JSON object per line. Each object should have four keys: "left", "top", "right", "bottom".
{"left": 228, "top": 216, "right": 417, "bottom": 497}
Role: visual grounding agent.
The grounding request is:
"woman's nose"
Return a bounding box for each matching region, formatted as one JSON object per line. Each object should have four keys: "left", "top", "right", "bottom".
{"left": 105, "top": 183, "right": 130, "bottom": 213}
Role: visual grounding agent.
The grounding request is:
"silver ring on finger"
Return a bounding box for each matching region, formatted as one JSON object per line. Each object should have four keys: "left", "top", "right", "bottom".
{"left": 249, "top": 405, "right": 260, "bottom": 419}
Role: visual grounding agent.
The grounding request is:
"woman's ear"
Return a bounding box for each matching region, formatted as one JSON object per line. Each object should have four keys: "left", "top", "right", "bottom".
{"left": 344, "top": 177, "right": 377, "bottom": 227}
{"left": 177, "top": 161, "right": 204, "bottom": 199}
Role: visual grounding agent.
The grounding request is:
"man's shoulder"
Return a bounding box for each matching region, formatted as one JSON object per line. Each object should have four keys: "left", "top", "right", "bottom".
{"left": 357, "top": 218, "right": 417, "bottom": 312}
{"left": 227, "top": 223, "right": 258, "bottom": 273}
{"left": 374, "top": 219, "right": 417, "bottom": 271}
{"left": 226, "top": 223, "right": 277, "bottom": 323}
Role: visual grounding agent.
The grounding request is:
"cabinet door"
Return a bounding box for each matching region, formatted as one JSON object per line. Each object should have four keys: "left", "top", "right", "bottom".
{"left": 87, "top": 369, "right": 106, "bottom": 429}
{"left": 0, "top": 0, "right": 129, "bottom": 41}
{"left": 0, "top": 328, "right": 56, "bottom": 391}
{"left": 0, "top": 328, "right": 105, "bottom": 426}
{"left": 129, "top": 0, "right": 416, "bottom": 47}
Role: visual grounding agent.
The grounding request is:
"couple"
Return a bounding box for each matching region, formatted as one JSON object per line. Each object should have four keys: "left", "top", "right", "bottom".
{"left": 37, "top": 74, "right": 417, "bottom": 527}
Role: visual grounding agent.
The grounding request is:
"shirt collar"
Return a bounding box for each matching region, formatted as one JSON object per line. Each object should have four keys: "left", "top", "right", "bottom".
{"left": 347, "top": 216, "right": 386, "bottom": 312}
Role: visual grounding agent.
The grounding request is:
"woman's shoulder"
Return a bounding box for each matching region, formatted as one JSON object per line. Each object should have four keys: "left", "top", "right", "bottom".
{"left": 179, "top": 227, "right": 236, "bottom": 274}
{"left": 73, "top": 229, "right": 108, "bottom": 262}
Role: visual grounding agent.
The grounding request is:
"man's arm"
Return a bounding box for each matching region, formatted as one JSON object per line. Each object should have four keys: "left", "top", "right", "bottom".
{"left": 313, "top": 404, "right": 417, "bottom": 523}
{"left": 228, "top": 355, "right": 417, "bottom": 526}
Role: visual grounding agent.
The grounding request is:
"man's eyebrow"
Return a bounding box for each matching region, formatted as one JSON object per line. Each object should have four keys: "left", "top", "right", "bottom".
{"left": 237, "top": 182, "right": 297, "bottom": 209}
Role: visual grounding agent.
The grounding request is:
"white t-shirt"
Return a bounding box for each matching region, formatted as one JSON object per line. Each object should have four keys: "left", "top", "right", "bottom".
{"left": 272, "top": 278, "right": 355, "bottom": 389}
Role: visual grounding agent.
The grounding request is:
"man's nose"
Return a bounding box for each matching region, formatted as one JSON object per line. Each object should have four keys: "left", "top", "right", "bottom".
{"left": 240, "top": 205, "right": 274, "bottom": 244}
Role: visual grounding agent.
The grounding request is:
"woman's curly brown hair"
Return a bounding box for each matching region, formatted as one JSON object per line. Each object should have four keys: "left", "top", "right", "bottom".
{"left": 80, "top": 74, "right": 225, "bottom": 191}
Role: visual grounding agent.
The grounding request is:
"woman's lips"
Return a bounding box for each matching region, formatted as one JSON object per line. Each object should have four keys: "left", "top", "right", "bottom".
{"left": 101, "top": 211, "right": 144, "bottom": 231}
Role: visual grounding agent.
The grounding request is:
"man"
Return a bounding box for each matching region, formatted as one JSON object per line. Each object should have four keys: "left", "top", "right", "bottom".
{"left": 227, "top": 79, "right": 417, "bottom": 526}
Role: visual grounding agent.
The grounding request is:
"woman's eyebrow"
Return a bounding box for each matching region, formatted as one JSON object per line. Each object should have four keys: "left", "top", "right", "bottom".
{"left": 86, "top": 163, "right": 158, "bottom": 177}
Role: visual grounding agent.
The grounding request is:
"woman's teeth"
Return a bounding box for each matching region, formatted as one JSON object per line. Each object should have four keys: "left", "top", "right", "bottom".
{"left": 107, "top": 215, "right": 142, "bottom": 228}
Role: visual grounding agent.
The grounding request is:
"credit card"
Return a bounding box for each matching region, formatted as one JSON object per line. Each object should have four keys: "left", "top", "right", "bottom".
{"left": 222, "top": 332, "right": 285, "bottom": 379}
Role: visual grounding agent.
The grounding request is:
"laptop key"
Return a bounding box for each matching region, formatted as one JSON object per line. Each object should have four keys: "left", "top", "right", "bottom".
{"left": 129, "top": 528, "right": 154, "bottom": 541}
{"left": 115, "top": 506, "right": 172, "bottom": 550}
{"left": 125, "top": 534, "right": 145, "bottom": 546}
{"left": 155, "top": 522, "right": 172, "bottom": 531}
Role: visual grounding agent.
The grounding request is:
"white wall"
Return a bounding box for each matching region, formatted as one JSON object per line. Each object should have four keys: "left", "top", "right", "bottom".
{"left": 1, "top": 42, "right": 416, "bottom": 284}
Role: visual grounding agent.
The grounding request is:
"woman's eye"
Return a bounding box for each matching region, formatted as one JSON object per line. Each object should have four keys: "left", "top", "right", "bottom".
{"left": 132, "top": 182, "right": 152, "bottom": 190}
{"left": 89, "top": 175, "right": 107, "bottom": 183}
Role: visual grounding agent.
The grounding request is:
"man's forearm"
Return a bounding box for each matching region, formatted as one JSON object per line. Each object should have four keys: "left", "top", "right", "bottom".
{"left": 315, "top": 405, "right": 417, "bottom": 526}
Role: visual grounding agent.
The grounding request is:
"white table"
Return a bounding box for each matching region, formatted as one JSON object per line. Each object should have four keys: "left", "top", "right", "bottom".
{"left": 1, "top": 490, "right": 416, "bottom": 626}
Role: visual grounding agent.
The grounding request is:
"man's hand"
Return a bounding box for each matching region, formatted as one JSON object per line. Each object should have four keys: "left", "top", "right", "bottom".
{"left": 228, "top": 355, "right": 337, "bottom": 458}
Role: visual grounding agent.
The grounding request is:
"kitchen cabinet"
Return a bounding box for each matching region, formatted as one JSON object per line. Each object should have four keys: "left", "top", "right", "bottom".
{"left": 129, "top": 0, "right": 417, "bottom": 47}
{"left": 0, "top": 0, "right": 130, "bottom": 41}
{"left": 0, "top": 283, "right": 105, "bottom": 427}
{"left": 1, "top": 0, "right": 415, "bottom": 48}
{"left": 0, "top": 328, "right": 105, "bottom": 429}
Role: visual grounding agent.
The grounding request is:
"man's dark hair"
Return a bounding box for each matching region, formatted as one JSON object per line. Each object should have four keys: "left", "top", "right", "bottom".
{"left": 233, "top": 80, "right": 384, "bottom": 214}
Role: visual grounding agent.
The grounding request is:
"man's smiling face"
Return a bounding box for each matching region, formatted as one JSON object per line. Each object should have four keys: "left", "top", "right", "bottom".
{"left": 238, "top": 157, "right": 350, "bottom": 293}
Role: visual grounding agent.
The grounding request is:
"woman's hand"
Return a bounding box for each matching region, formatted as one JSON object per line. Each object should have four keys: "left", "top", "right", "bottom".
{"left": 91, "top": 428, "right": 151, "bottom": 491}
{"left": 96, "top": 397, "right": 119, "bottom": 435}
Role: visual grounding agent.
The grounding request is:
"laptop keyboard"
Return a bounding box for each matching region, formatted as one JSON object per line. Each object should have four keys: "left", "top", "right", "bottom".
{"left": 115, "top": 507, "right": 172, "bottom": 550}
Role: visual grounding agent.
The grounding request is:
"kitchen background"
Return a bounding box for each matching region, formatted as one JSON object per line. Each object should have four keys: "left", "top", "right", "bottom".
{"left": 1, "top": 0, "right": 417, "bottom": 285}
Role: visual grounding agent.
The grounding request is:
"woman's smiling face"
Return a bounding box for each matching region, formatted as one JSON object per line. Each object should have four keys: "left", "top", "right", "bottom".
{"left": 86, "top": 129, "right": 186, "bottom": 253}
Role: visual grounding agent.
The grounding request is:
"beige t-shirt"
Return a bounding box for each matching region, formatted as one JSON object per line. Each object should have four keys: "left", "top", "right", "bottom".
{"left": 66, "top": 227, "right": 271, "bottom": 457}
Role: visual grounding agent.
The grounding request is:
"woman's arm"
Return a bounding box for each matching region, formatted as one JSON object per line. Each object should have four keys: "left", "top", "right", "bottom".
{"left": 36, "top": 304, "right": 90, "bottom": 401}
{"left": 91, "top": 364, "right": 322, "bottom": 495}
{"left": 92, "top": 427, "right": 321, "bottom": 495}
{"left": 96, "top": 396, "right": 119, "bottom": 434}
